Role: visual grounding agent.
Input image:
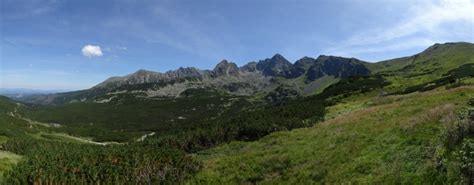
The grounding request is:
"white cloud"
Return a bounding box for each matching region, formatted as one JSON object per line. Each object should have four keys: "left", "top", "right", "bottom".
{"left": 325, "top": 0, "right": 474, "bottom": 59}
{"left": 353, "top": 0, "right": 472, "bottom": 44}
{"left": 81, "top": 45, "right": 103, "bottom": 58}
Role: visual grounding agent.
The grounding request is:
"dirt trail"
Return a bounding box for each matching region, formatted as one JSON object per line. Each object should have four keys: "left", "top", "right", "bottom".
{"left": 137, "top": 132, "right": 156, "bottom": 142}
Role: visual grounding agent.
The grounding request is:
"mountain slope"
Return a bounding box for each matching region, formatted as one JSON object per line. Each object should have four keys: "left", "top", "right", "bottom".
{"left": 370, "top": 42, "right": 474, "bottom": 73}
{"left": 368, "top": 42, "right": 474, "bottom": 92}
{"left": 190, "top": 86, "right": 474, "bottom": 184}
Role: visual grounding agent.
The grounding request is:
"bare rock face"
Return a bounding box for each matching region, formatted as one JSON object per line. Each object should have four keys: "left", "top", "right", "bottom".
{"left": 212, "top": 60, "right": 239, "bottom": 77}
{"left": 240, "top": 62, "right": 258, "bottom": 72}
{"left": 94, "top": 69, "right": 167, "bottom": 89}
{"left": 165, "top": 67, "right": 203, "bottom": 79}
{"left": 256, "top": 54, "right": 293, "bottom": 77}
{"left": 286, "top": 57, "right": 317, "bottom": 78}
{"left": 306, "top": 55, "right": 370, "bottom": 82}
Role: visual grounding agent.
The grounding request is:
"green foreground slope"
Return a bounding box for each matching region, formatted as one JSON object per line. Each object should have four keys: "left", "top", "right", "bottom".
{"left": 190, "top": 86, "right": 474, "bottom": 184}
{"left": 0, "top": 151, "right": 21, "bottom": 183}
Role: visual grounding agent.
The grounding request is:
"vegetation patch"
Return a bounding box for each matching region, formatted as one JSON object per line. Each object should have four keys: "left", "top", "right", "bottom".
{"left": 389, "top": 64, "right": 474, "bottom": 95}
{"left": 319, "top": 75, "right": 390, "bottom": 99}
{"left": 2, "top": 139, "right": 200, "bottom": 184}
{"left": 0, "top": 151, "right": 22, "bottom": 182}
{"left": 190, "top": 87, "right": 474, "bottom": 184}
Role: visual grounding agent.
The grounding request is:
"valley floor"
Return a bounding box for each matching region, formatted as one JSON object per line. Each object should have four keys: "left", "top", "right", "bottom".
{"left": 189, "top": 86, "right": 474, "bottom": 184}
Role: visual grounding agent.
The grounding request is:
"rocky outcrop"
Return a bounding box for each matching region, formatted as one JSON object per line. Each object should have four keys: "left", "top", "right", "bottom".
{"left": 212, "top": 60, "right": 239, "bottom": 77}
{"left": 286, "top": 57, "right": 317, "bottom": 78}
{"left": 165, "top": 67, "right": 203, "bottom": 79}
{"left": 306, "top": 55, "right": 370, "bottom": 82}
{"left": 256, "top": 54, "right": 293, "bottom": 77}
{"left": 240, "top": 62, "right": 258, "bottom": 72}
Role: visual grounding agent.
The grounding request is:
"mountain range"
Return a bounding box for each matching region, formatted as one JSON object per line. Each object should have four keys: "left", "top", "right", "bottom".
{"left": 19, "top": 42, "right": 474, "bottom": 105}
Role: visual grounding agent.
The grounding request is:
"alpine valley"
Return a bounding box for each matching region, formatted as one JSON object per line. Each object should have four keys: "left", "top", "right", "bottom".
{"left": 1, "top": 42, "right": 474, "bottom": 184}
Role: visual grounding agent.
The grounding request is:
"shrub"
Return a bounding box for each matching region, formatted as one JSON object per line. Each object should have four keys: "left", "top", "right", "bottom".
{"left": 442, "top": 109, "right": 474, "bottom": 149}
{"left": 468, "top": 99, "right": 474, "bottom": 107}
{"left": 456, "top": 139, "right": 474, "bottom": 184}
{"left": 2, "top": 139, "right": 200, "bottom": 184}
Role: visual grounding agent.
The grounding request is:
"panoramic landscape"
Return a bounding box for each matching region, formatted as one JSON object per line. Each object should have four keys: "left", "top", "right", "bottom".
{"left": 1, "top": 0, "right": 474, "bottom": 184}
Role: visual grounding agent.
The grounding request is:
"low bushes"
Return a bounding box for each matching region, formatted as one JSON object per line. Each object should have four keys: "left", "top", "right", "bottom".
{"left": 432, "top": 99, "right": 474, "bottom": 184}
{"left": 392, "top": 64, "right": 474, "bottom": 95}
{"left": 2, "top": 139, "right": 200, "bottom": 184}
{"left": 456, "top": 139, "right": 474, "bottom": 184}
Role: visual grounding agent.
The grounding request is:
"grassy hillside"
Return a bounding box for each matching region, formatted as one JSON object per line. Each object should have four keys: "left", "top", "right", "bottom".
{"left": 370, "top": 42, "right": 474, "bottom": 92}
{"left": 190, "top": 85, "right": 474, "bottom": 184}
{"left": 369, "top": 42, "right": 474, "bottom": 73}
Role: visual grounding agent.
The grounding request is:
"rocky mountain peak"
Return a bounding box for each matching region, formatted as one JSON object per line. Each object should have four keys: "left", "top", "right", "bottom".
{"left": 240, "top": 61, "right": 258, "bottom": 72}
{"left": 316, "top": 55, "right": 358, "bottom": 63}
{"left": 125, "top": 69, "right": 164, "bottom": 84}
{"left": 306, "top": 55, "right": 370, "bottom": 82}
{"left": 212, "top": 59, "right": 239, "bottom": 77}
{"left": 128, "top": 69, "right": 162, "bottom": 80}
{"left": 315, "top": 55, "right": 332, "bottom": 61}
{"left": 256, "top": 54, "right": 292, "bottom": 76}
{"left": 294, "top": 57, "right": 316, "bottom": 67}
{"left": 214, "top": 59, "right": 230, "bottom": 69}
{"left": 133, "top": 69, "right": 156, "bottom": 75}
{"left": 283, "top": 57, "right": 317, "bottom": 78}
{"left": 166, "top": 67, "right": 202, "bottom": 79}
{"left": 270, "top": 53, "right": 286, "bottom": 61}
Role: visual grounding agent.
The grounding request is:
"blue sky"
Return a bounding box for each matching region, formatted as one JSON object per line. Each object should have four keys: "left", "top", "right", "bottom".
{"left": 1, "top": 0, "right": 473, "bottom": 90}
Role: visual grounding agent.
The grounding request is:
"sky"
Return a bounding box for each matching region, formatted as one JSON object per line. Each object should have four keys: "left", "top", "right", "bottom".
{"left": 1, "top": 0, "right": 473, "bottom": 90}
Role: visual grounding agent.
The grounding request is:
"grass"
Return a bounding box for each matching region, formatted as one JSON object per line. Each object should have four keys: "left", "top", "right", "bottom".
{"left": 0, "top": 136, "right": 7, "bottom": 144}
{"left": 375, "top": 42, "right": 474, "bottom": 92}
{"left": 0, "top": 151, "right": 22, "bottom": 182}
{"left": 189, "top": 86, "right": 474, "bottom": 184}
